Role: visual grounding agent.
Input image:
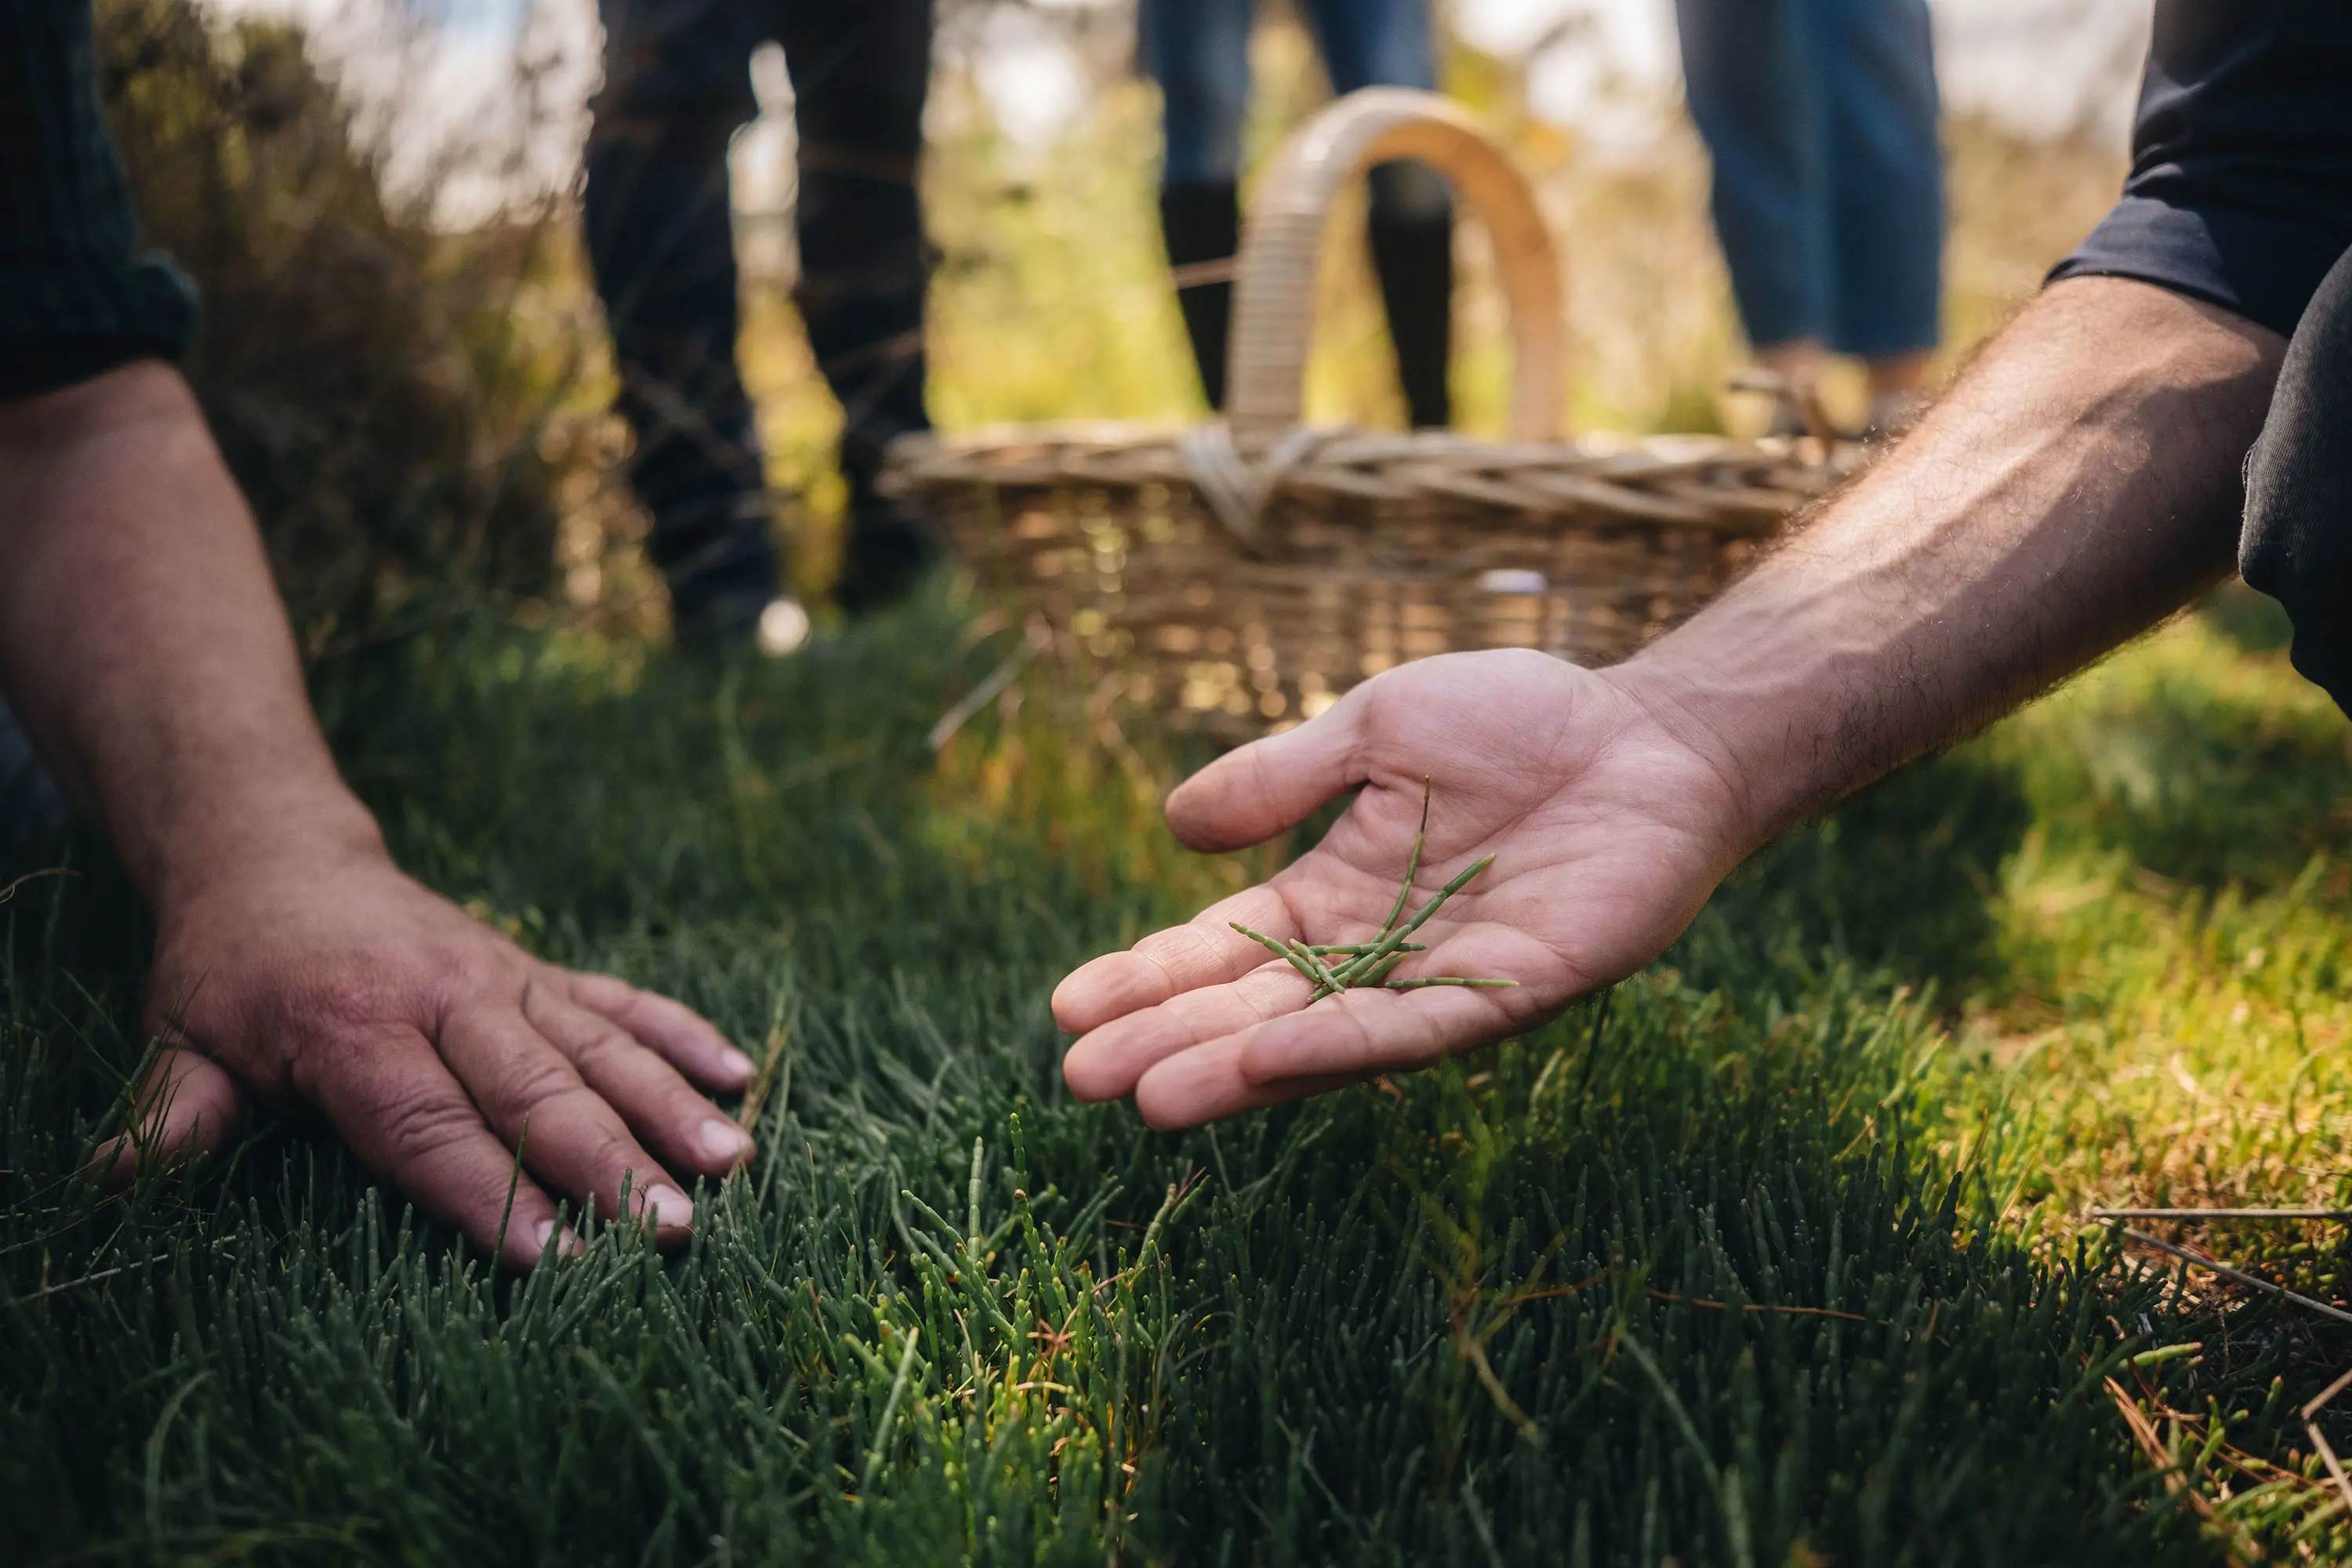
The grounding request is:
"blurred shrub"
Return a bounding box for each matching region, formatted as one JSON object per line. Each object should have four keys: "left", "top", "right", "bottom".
{"left": 93, "top": 0, "right": 585, "bottom": 653}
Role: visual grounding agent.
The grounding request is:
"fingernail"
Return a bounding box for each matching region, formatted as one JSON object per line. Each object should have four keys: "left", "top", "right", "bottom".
{"left": 529, "top": 1218, "right": 580, "bottom": 1258}
{"left": 718, "top": 1047, "right": 756, "bottom": 1084}
{"left": 641, "top": 1185, "right": 694, "bottom": 1230}
{"left": 699, "top": 1118, "right": 750, "bottom": 1162}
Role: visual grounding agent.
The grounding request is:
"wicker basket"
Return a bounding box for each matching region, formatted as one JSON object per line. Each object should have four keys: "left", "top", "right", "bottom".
{"left": 883, "top": 88, "right": 1845, "bottom": 740}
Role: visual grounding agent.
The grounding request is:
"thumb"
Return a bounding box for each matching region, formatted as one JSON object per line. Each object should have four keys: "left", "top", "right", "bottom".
{"left": 1166, "top": 691, "right": 1369, "bottom": 851}
{"left": 94, "top": 1044, "right": 245, "bottom": 1186}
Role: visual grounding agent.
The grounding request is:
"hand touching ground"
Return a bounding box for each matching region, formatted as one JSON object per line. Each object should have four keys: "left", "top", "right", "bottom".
{"left": 1054, "top": 649, "right": 1754, "bottom": 1127}
{"left": 111, "top": 840, "right": 757, "bottom": 1265}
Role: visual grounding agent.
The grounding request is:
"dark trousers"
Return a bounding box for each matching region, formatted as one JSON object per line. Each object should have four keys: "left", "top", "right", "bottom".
{"left": 584, "top": 0, "right": 933, "bottom": 614}
{"left": 2242, "top": 243, "right": 2352, "bottom": 715}
{"left": 1136, "top": 0, "right": 1454, "bottom": 427}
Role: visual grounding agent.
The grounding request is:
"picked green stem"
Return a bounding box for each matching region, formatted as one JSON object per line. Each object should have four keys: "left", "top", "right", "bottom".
{"left": 1332, "top": 853, "right": 1497, "bottom": 987}
{"left": 1377, "top": 779, "right": 1434, "bottom": 937}
{"left": 1286, "top": 938, "right": 1343, "bottom": 1000}
{"left": 1239, "top": 786, "right": 1515, "bottom": 1003}
{"left": 1231, "top": 922, "right": 1329, "bottom": 991}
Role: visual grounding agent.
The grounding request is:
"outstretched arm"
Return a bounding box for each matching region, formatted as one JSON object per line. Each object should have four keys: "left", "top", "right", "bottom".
{"left": 1054, "top": 277, "right": 2287, "bottom": 1127}
{"left": 0, "top": 361, "right": 756, "bottom": 1263}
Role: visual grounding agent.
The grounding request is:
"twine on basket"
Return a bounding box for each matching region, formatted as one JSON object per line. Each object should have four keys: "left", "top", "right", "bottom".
{"left": 1177, "top": 423, "right": 1334, "bottom": 554}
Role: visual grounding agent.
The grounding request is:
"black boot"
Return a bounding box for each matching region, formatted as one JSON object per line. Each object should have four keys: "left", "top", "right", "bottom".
{"left": 664, "top": 489, "right": 786, "bottom": 654}
{"left": 1159, "top": 180, "right": 1240, "bottom": 412}
{"left": 1367, "top": 160, "right": 1454, "bottom": 429}
{"left": 833, "top": 418, "right": 946, "bottom": 617}
{"left": 837, "top": 495, "right": 946, "bottom": 616}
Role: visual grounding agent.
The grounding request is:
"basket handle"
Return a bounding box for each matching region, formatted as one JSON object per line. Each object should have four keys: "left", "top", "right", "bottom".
{"left": 1225, "top": 88, "right": 1566, "bottom": 450}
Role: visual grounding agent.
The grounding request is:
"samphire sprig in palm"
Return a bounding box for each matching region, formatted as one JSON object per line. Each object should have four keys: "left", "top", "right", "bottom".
{"left": 1231, "top": 779, "right": 1518, "bottom": 1004}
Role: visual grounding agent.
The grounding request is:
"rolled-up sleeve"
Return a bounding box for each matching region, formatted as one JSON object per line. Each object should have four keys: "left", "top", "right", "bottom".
{"left": 0, "top": 0, "right": 198, "bottom": 400}
{"left": 2049, "top": 5, "right": 2352, "bottom": 340}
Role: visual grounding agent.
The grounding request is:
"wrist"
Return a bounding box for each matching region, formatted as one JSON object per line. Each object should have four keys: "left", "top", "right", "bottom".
{"left": 139, "top": 779, "right": 388, "bottom": 915}
{"left": 1600, "top": 654, "right": 1791, "bottom": 861}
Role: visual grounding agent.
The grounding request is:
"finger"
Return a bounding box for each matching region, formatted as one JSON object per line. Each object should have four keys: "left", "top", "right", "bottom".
{"left": 1236, "top": 983, "right": 1526, "bottom": 1084}
{"left": 301, "top": 1025, "right": 575, "bottom": 1268}
{"left": 1131, "top": 1036, "right": 1368, "bottom": 1129}
{"left": 438, "top": 1006, "right": 698, "bottom": 1242}
{"left": 1163, "top": 685, "right": 1370, "bottom": 852}
{"left": 562, "top": 971, "right": 754, "bottom": 1094}
{"left": 525, "top": 982, "right": 752, "bottom": 1180}
{"left": 1062, "top": 955, "right": 1316, "bottom": 1102}
{"left": 93, "top": 1045, "right": 245, "bottom": 1185}
{"left": 1053, "top": 884, "right": 1309, "bottom": 1036}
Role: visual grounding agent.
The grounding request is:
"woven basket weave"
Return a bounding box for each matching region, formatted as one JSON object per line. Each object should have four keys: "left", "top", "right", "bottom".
{"left": 883, "top": 89, "right": 1844, "bottom": 740}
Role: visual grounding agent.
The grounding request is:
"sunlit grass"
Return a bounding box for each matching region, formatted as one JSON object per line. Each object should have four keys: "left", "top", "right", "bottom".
{"left": 14, "top": 560, "right": 2352, "bottom": 1560}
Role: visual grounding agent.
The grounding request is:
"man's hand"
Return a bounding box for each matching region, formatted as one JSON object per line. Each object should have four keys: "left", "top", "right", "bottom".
{"left": 113, "top": 837, "right": 756, "bottom": 1265}
{"left": 1057, "top": 281, "right": 2289, "bottom": 1129}
{"left": 1054, "top": 650, "right": 1749, "bottom": 1127}
{"left": 1, "top": 365, "right": 772, "bottom": 1268}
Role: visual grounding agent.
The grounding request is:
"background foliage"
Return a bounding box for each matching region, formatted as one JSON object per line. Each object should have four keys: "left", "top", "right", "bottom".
{"left": 95, "top": 0, "right": 588, "bottom": 652}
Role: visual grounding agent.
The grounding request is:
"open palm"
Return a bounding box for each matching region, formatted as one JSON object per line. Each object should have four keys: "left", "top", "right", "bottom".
{"left": 1054, "top": 649, "right": 1751, "bottom": 1127}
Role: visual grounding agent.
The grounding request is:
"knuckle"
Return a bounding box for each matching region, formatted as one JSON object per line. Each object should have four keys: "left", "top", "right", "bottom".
{"left": 564, "top": 1019, "right": 638, "bottom": 1074}
{"left": 495, "top": 1052, "right": 582, "bottom": 1112}
{"left": 376, "top": 1089, "right": 483, "bottom": 1167}
{"left": 438, "top": 943, "right": 514, "bottom": 1000}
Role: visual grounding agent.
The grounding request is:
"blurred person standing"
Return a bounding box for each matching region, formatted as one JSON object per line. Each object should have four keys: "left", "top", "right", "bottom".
{"left": 1140, "top": 0, "right": 1456, "bottom": 427}
{"left": 1674, "top": 0, "right": 1944, "bottom": 437}
{"left": 586, "top": 0, "right": 942, "bottom": 652}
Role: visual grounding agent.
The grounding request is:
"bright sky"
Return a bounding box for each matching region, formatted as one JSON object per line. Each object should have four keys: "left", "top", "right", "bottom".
{"left": 216, "top": 0, "right": 2152, "bottom": 218}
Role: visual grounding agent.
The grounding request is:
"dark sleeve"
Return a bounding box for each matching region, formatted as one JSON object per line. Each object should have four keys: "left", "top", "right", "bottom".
{"left": 0, "top": 0, "right": 198, "bottom": 401}
{"left": 2047, "top": 4, "right": 2352, "bottom": 339}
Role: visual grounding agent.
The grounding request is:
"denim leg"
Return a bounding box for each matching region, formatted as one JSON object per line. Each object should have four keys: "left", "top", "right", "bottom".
{"left": 1675, "top": 0, "right": 1828, "bottom": 349}
{"left": 1301, "top": 0, "right": 1454, "bottom": 425}
{"left": 2241, "top": 243, "right": 2352, "bottom": 717}
{"left": 776, "top": 0, "right": 935, "bottom": 514}
{"left": 584, "top": 0, "right": 777, "bottom": 629}
{"left": 1301, "top": 0, "right": 1437, "bottom": 96}
{"left": 1301, "top": 0, "right": 1447, "bottom": 227}
{"left": 1139, "top": 0, "right": 1254, "bottom": 409}
{"left": 1138, "top": 0, "right": 1255, "bottom": 186}
{"left": 1817, "top": 0, "right": 1942, "bottom": 358}
{"left": 1302, "top": 0, "right": 1448, "bottom": 229}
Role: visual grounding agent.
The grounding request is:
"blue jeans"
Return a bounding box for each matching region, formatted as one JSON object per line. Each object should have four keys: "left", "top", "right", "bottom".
{"left": 1137, "top": 0, "right": 1454, "bottom": 424}
{"left": 1675, "top": 0, "right": 1942, "bottom": 358}
{"left": 585, "top": 0, "right": 933, "bottom": 622}
{"left": 1139, "top": 0, "right": 1440, "bottom": 199}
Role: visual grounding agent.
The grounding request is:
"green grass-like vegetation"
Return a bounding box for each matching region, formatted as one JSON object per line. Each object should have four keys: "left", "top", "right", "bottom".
{"left": 25, "top": 5, "right": 2352, "bottom": 1558}
{"left": 9, "top": 587, "right": 2352, "bottom": 1563}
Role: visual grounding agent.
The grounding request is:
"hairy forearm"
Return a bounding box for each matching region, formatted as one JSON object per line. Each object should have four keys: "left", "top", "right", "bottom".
{"left": 1616, "top": 278, "right": 2288, "bottom": 848}
{"left": 0, "top": 361, "right": 379, "bottom": 906}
